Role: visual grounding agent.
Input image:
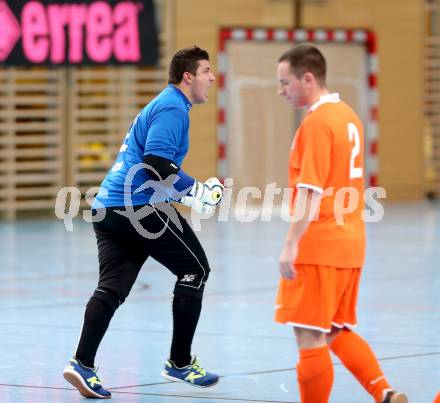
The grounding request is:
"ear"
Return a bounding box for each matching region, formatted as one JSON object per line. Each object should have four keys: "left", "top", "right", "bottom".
{"left": 182, "top": 71, "right": 192, "bottom": 85}
{"left": 302, "top": 72, "right": 314, "bottom": 85}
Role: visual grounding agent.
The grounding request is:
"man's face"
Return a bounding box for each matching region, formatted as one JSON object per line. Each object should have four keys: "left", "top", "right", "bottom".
{"left": 189, "top": 59, "right": 215, "bottom": 104}
{"left": 277, "top": 61, "right": 307, "bottom": 108}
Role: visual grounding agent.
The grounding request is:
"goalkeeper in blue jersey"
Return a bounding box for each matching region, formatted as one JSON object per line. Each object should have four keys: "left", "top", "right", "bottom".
{"left": 63, "top": 46, "right": 222, "bottom": 399}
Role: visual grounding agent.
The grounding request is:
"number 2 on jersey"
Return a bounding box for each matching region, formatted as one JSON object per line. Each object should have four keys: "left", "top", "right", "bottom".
{"left": 347, "top": 123, "right": 363, "bottom": 179}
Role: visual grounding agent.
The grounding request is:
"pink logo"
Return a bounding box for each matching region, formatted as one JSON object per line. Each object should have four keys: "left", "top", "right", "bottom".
{"left": 2, "top": 1, "right": 147, "bottom": 64}
{"left": 0, "top": 1, "right": 21, "bottom": 62}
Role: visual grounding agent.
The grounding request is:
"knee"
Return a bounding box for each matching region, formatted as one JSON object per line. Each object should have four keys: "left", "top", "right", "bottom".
{"left": 295, "top": 327, "right": 327, "bottom": 350}
{"left": 329, "top": 328, "right": 354, "bottom": 354}
{"left": 91, "top": 287, "right": 122, "bottom": 313}
{"left": 174, "top": 265, "right": 210, "bottom": 300}
{"left": 327, "top": 326, "right": 343, "bottom": 346}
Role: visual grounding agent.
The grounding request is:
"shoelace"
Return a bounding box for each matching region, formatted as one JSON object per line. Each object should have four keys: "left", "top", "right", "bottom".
{"left": 74, "top": 360, "right": 104, "bottom": 385}
{"left": 90, "top": 366, "right": 103, "bottom": 384}
{"left": 191, "top": 359, "right": 206, "bottom": 376}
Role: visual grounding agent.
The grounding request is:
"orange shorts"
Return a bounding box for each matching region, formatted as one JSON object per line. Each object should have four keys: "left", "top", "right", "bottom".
{"left": 275, "top": 264, "right": 361, "bottom": 333}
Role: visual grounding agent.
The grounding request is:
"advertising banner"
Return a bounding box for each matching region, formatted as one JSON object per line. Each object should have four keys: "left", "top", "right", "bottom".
{"left": 0, "top": 0, "right": 159, "bottom": 66}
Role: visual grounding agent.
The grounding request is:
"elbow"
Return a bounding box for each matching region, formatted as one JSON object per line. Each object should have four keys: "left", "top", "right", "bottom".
{"left": 143, "top": 154, "right": 179, "bottom": 181}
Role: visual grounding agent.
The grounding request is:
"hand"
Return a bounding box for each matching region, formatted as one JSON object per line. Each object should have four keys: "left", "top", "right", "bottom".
{"left": 278, "top": 241, "right": 298, "bottom": 280}
{"left": 191, "top": 177, "right": 224, "bottom": 206}
{"left": 179, "top": 195, "right": 215, "bottom": 216}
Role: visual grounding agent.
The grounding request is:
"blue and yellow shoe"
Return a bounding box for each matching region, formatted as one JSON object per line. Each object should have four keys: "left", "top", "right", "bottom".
{"left": 63, "top": 358, "right": 111, "bottom": 399}
{"left": 161, "top": 356, "right": 219, "bottom": 387}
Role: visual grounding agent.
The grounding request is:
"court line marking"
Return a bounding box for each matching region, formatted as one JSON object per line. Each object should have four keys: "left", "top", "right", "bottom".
{"left": 1, "top": 321, "right": 440, "bottom": 348}
{"left": 0, "top": 350, "right": 436, "bottom": 395}
{"left": 0, "top": 285, "right": 277, "bottom": 310}
{"left": 109, "top": 350, "right": 440, "bottom": 388}
{"left": 110, "top": 391, "right": 297, "bottom": 403}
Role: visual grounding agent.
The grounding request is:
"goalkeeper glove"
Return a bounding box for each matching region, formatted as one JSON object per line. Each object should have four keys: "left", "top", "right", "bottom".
{"left": 179, "top": 177, "right": 224, "bottom": 215}
{"left": 190, "top": 177, "right": 224, "bottom": 206}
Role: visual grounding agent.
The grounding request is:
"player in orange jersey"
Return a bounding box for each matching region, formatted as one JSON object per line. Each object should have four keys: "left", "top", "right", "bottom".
{"left": 434, "top": 392, "right": 440, "bottom": 403}
{"left": 275, "top": 44, "right": 408, "bottom": 403}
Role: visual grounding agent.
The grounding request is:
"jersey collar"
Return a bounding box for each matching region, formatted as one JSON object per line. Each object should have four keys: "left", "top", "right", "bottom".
{"left": 168, "top": 84, "right": 193, "bottom": 111}
{"left": 309, "top": 93, "right": 340, "bottom": 112}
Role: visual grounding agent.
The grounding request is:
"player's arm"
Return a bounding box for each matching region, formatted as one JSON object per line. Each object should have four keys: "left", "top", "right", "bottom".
{"left": 279, "top": 117, "right": 331, "bottom": 278}
{"left": 143, "top": 153, "right": 194, "bottom": 194}
{"left": 279, "top": 187, "right": 322, "bottom": 279}
{"left": 143, "top": 109, "right": 223, "bottom": 211}
{"left": 143, "top": 154, "right": 224, "bottom": 210}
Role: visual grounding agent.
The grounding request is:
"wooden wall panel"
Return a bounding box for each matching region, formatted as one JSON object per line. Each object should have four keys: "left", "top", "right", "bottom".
{"left": 303, "top": 0, "right": 373, "bottom": 28}
{"left": 374, "top": 0, "right": 424, "bottom": 199}
{"left": 217, "top": 0, "right": 294, "bottom": 27}
{"left": 424, "top": 0, "right": 440, "bottom": 196}
{"left": 174, "top": 0, "right": 219, "bottom": 179}
{"left": 0, "top": 0, "right": 168, "bottom": 219}
{"left": 68, "top": 67, "right": 165, "bottom": 200}
{"left": 0, "top": 66, "right": 166, "bottom": 219}
{"left": 0, "top": 69, "right": 66, "bottom": 219}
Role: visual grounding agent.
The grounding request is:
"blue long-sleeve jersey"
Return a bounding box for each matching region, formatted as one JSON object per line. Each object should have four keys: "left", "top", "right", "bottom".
{"left": 92, "top": 85, "right": 195, "bottom": 208}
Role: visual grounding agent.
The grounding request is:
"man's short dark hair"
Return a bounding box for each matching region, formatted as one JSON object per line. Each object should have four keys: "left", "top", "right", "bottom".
{"left": 278, "top": 44, "right": 327, "bottom": 86}
{"left": 168, "top": 46, "right": 210, "bottom": 84}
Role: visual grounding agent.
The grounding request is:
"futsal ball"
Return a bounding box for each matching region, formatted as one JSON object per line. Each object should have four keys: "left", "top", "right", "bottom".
{"left": 205, "top": 177, "right": 224, "bottom": 205}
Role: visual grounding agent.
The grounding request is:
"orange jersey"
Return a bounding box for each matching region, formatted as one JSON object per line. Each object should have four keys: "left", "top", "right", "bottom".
{"left": 289, "top": 93, "right": 366, "bottom": 268}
